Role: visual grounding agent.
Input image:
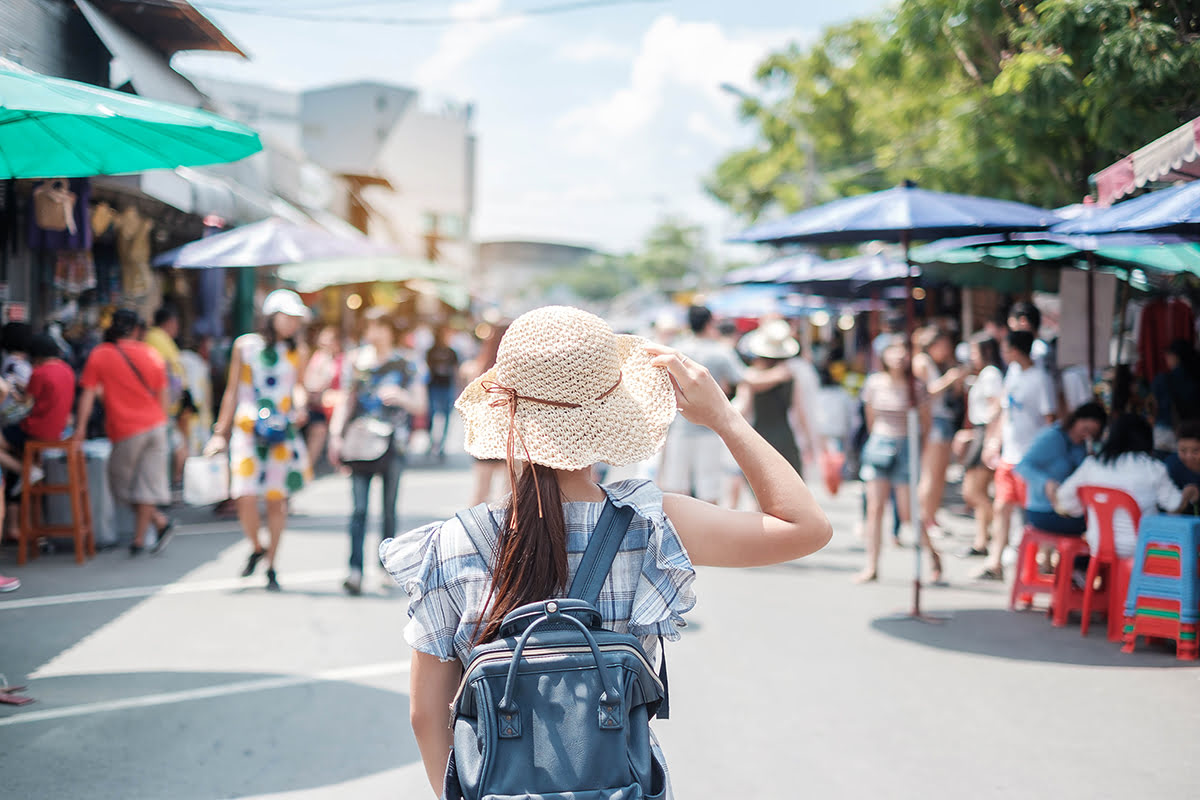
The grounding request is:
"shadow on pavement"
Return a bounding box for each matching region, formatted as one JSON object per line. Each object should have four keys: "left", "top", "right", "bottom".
{"left": 871, "top": 608, "right": 1200, "bottom": 668}
{"left": 1, "top": 670, "right": 417, "bottom": 800}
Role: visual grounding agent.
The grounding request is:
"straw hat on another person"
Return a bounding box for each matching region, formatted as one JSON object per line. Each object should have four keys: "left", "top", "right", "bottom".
{"left": 742, "top": 319, "right": 800, "bottom": 361}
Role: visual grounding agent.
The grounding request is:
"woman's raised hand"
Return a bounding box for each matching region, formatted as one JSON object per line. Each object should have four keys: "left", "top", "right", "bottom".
{"left": 646, "top": 344, "right": 734, "bottom": 432}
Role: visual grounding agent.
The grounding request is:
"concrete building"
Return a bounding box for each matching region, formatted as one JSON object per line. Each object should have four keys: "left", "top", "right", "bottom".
{"left": 195, "top": 78, "right": 478, "bottom": 281}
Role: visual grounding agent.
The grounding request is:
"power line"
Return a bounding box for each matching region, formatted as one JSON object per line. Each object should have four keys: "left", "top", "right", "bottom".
{"left": 183, "top": 0, "right": 666, "bottom": 25}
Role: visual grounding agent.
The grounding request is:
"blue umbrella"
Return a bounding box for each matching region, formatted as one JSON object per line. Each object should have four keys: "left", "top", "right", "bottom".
{"left": 1053, "top": 181, "right": 1200, "bottom": 236}
{"left": 731, "top": 183, "right": 1058, "bottom": 616}
{"left": 723, "top": 252, "right": 825, "bottom": 284}
{"left": 732, "top": 184, "right": 1059, "bottom": 246}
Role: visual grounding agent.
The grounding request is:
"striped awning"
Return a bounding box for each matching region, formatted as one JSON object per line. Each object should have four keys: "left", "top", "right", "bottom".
{"left": 1094, "top": 117, "right": 1200, "bottom": 206}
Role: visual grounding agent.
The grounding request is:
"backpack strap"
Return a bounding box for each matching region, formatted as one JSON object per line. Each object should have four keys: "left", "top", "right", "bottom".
{"left": 455, "top": 502, "right": 498, "bottom": 570}
{"left": 567, "top": 499, "right": 635, "bottom": 607}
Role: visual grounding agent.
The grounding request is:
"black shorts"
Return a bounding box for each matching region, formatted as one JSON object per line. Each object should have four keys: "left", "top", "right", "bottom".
{"left": 963, "top": 428, "right": 987, "bottom": 470}
{"left": 2, "top": 424, "right": 27, "bottom": 455}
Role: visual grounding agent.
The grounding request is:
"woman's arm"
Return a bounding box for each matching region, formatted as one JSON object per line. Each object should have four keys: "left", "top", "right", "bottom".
{"left": 293, "top": 344, "right": 311, "bottom": 421}
{"left": 410, "top": 651, "right": 461, "bottom": 796}
{"left": 649, "top": 346, "right": 832, "bottom": 567}
{"left": 205, "top": 338, "right": 244, "bottom": 454}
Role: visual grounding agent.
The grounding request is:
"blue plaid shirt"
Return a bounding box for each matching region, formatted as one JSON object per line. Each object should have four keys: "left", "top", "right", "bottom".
{"left": 381, "top": 479, "right": 697, "bottom": 666}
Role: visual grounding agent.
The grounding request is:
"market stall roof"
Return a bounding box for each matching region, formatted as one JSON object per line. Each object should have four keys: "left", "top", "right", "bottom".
{"left": 1053, "top": 179, "right": 1200, "bottom": 237}
{"left": 1093, "top": 117, "right": 1200, "bottom": 206}
{"left": 156, "top": 217, "right": 387, "bottom": 269}
{"left": 0, "top": 61, "right": 261, "bottom": 178}
{"left": 86, "top": 0, "right": 247, "bottom": 58}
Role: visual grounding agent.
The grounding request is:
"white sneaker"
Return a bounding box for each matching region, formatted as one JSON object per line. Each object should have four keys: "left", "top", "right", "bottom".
{"left": 342, "top": 570, "right": 363, "bottom": 596}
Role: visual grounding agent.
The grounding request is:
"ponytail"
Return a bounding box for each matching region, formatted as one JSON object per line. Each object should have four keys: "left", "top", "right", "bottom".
{"left": 475, "top": 465, "right": 567, "bottom": 644}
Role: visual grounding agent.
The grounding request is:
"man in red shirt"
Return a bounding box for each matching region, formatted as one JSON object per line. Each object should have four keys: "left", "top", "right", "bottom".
{"left": 74, "top": 310, "right": 174, "bottom": 555}
{"left": 0, "top": 332, "right": 76, "bottom": 475}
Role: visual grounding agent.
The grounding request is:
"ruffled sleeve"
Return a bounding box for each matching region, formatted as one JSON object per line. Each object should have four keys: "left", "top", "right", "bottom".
{"left": 604, "top": 480, "right": 697, "bottom": 641}
{"left": 379, "top": 522, "right": 461, "bottom": 662}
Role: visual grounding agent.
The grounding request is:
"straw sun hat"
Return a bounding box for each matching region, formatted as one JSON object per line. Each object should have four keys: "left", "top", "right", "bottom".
{"left": 743, "top": 319, "right": 800, "bottom": 360}
{"left": 456, "top": 306, "right": 677, "bottom": 471}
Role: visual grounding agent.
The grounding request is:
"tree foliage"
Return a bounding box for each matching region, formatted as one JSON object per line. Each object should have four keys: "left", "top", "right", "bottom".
{"left": 708, "top": 0, "right": 1200, "bottom": 221}
{"left": 541, "top": 218, "right": 714, "bottom": 302}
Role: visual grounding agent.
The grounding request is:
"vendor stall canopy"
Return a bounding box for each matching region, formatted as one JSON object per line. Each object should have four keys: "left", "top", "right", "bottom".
{"left": 0, "top": 63, "right": 262, "bottom": 179}
{"left": 1094, "top": 117, "right": 1200, "bottom": 206}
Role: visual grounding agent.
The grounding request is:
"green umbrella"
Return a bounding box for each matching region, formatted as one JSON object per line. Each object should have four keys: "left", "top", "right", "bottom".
{"left": 277, "top": 255, "right": 448, "bottom": 292}
{"left": 0, "top": 66, "right": 261, "bottom": 178}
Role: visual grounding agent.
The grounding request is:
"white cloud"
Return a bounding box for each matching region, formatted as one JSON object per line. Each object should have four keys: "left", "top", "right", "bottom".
{"left": 415, "top": 0, "right": 527, "bottom": 90}
{"left": 555, "top": 15, "right": 809, "bottom": 154}
{"left": 554, "top": 38, "right": 634, "bottom": 64}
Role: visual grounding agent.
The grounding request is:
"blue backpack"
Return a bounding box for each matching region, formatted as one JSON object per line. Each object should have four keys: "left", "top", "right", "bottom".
{"left": 445, "top": 499, "right": 671, "bottom": 800}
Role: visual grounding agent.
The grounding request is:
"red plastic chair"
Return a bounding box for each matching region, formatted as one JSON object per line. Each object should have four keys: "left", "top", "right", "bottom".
{"left": 1075, "top": 486, "right": 1141, "bottom": 641}
{"left": 1009, "top": 526, "right": 1091, "bottom": 625}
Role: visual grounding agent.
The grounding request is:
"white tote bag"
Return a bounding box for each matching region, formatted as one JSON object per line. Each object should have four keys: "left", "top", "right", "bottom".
{"left": 183, "top": 455, "right": 230, "bottom": 507}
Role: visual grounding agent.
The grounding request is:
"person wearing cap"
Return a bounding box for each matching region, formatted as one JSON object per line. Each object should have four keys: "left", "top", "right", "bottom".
{"left": 380, "top": 306, "right": 833, "bottom": 795}
{"left": 206, "top": 290, "right": 313, "bottom": 591}
{"left": 74, "top": 309, "right": 175, "bottom": 556}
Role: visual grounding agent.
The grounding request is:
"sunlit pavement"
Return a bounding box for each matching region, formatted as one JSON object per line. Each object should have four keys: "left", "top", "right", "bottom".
{"left": 2, "top": 449, "right": 1198, "bottom": 799}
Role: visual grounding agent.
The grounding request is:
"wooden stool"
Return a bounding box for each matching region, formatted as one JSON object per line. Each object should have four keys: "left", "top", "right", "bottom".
{"left": 18, "top": 439, "right": 94, "bottom": 565}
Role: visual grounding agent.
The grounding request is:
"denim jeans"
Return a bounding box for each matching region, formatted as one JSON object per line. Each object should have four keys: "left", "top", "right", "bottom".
{"left": 427, "top": 384, "right": 455, "bottom": 453}
{"left": 348, "top": 455, "right": 404, "bottom": 571}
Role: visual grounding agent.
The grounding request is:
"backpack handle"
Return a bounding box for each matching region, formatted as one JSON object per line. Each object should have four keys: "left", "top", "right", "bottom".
{"left": 496, "top": 600, "right": 624, "bottom": 735}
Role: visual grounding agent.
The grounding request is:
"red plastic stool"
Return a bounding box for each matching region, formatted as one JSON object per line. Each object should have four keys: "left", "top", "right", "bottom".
{"left": 1075, "top": 486, "right": 1139, "bottom": 641}
{"left": 1009, "top": 525, "right": 1091, "bottom": 626}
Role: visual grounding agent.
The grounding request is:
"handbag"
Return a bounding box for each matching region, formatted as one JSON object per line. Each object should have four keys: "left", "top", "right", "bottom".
{"left": 183, "top": 455, "right": 230, "bottom": 506}
{"left": 861, "top": 435, "right": 899, "bottom": 471}
{"left": 33, "top": 180, "right": 77, "bottom": 234}
{"left": 253, "top": 410, "right": 291, "bottom": 446}
{"left": 340, "top": 415, "right": 394, "bottom": 472}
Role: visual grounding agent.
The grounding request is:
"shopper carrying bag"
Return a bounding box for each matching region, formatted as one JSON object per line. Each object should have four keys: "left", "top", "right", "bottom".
{"left": 381, "top": 306, "right": 832, "bottom": 798}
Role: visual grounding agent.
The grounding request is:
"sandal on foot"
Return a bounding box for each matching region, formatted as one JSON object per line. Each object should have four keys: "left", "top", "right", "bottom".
{"left": 973, "top": 566, "right": 1004, "bottom": 581}
{"left": 241, "top": 548, "right": 266, "bottom": 577}
{"left": 852, "top": 570, "right": 878, "bottom": 584}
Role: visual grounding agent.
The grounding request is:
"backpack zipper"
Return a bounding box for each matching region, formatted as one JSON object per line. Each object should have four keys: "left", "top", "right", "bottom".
{"left": 448, "top": 642, "right": 663, "bottom": 728}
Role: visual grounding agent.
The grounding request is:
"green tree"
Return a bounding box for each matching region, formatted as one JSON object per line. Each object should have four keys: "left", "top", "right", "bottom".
{"left": 709, "top": 1, "right": 1200, "bottom": 222}
{"left": 628, "top": 217, "right": 712, "bottom": 288}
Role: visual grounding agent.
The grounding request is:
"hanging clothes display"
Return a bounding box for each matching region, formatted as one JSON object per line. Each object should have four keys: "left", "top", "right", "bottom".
{"left": 54, "top": 250, "right": 97, "bottom": 296}
{"left": 114, "top": 206, "right": 157, "bottom": 319}
{"left": 28, "top": 178, "right": 92, "bottom": 251}
{"left": 1137, "top": 297, "right": 1196, "bottom": 381}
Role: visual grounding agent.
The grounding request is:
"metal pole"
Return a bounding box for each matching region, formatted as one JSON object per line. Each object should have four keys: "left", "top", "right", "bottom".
{"left": 1115, "top": 275, "right": 1130, "bottom": 365}
{"left": 902, "top": 232, "right": 924, "bottom": 616}
{"left": 1085, "top": 253, "right": 1097, "bottom": 380}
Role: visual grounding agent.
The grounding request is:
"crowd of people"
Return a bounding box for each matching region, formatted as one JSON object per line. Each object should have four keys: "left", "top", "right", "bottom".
{"left": 0, "top": 290, "right": 478, "bottom": 596}
{"left": 652, "top": 300, "right": 1200, "bottom": 588}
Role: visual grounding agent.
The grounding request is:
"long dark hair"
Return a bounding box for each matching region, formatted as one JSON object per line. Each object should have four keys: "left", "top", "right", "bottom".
{"left": 476, "top": 464, "right": 567, "bottom": 644}
{"left": 1097, "top": 413, "right": 1153, "bottom": 465}
{"left": 972, "top": 333, "right": 1002, "bottom": 371}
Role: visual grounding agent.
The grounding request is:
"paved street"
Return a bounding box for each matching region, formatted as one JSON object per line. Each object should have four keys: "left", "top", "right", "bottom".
{"left": 2, "top": 448, "right": 1198, "bottom": 799}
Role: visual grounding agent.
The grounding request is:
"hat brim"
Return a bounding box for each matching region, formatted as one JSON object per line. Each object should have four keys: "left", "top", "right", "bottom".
{"left": 744, "top": 333, "right": 800, "bottom": 360}
{"left": 456, "top": 334, "right": 677, "bottom": 471}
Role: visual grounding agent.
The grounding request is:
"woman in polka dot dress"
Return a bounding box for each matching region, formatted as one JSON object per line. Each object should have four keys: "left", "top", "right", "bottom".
{"left": 207, "top": 290, "right": 313, "bottom": 591}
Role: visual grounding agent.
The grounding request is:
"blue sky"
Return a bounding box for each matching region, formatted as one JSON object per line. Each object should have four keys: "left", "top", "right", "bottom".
{"left": 176, "top": 0, "right": 886, "bottom": 252}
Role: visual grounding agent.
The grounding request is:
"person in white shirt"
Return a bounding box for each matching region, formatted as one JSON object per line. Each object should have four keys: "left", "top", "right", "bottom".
{"left": 658, "top": 305, "right": 744, "bottom": 504}
{"left": 953, "top": 333, "right": 1005, "bottom": 558}
{"left": 1053, "top": 414, "right": 1198, "bottom": 558}
{"left": 977, "top": 330, "right": 1057, "bottom": 580}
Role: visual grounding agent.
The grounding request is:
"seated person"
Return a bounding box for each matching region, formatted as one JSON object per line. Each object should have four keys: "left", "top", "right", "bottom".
{"left": 1054, "top": 414, "right": 1199, "bottom": 558}
{"left": 0, "top": 334, "right": 77, "bottom": 486}
{"left": 1164, "top": 420, "right": 1200, "bottom": 503}
{"left": 1015, "top": 402, "right": 1107, "bottom": 535}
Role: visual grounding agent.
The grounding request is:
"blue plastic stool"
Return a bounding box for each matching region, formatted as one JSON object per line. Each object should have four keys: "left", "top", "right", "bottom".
{"left": 1123, "top": 515, "right": 1200, "bottom": 622}
{"left": 1123, "top": 515, "right": 1200, "bottom": 660}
